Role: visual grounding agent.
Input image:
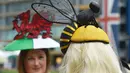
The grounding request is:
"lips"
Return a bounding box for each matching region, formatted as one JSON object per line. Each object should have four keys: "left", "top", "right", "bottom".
{"left": 33, "top": 67, "right": 41, "bottom": 71}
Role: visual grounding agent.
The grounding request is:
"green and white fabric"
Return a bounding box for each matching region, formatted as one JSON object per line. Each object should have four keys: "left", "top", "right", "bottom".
{"left": 4, "top": 36, "right": 60, "bottom": 51}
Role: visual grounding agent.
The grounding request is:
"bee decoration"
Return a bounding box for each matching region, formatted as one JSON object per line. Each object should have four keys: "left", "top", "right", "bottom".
{"left": 31, "top": 0, "right": 130, "bottom": 73}
{"left": 31, "top": 0, "right": 102, "bottom": 53}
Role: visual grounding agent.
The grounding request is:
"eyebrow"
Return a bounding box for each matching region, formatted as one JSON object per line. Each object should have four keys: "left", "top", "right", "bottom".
{"left": 38, "top": 53, "right": 45, "bottom": 56}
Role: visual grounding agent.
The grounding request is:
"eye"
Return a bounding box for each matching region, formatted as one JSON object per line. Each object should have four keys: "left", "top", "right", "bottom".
{"left": 27, "top": 57, "right": 34, "bottom": 61}
{"left": 38, "top": 55, "right": 44, "bottom": 60}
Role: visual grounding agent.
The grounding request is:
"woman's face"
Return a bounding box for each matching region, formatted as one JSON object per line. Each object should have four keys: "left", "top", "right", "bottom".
{"left": 24, "top": 49, "right": 47, "bottom": 73}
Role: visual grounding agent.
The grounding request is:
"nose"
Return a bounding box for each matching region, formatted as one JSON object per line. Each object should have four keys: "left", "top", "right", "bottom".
{"left": 34, "top": 58, "right": 40, "bottom": 66}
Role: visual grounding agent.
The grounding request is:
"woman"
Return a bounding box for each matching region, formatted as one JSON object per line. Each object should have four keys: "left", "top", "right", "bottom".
{"left": 59, "top": 2, "right": 129, "bottom": 73}
{"left": 18, "top": 49, "right": 50, "bottom": 73}
{"left": 4, "top": 10, "right": 59, "bottom": 73}
{"left": 59, "top": 25, "right": 124, "bottom": 73}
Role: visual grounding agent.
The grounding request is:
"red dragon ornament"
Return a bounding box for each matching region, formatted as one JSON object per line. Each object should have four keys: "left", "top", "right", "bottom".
{"left": 12, "top": 10, "right": 52, "bottom": 40}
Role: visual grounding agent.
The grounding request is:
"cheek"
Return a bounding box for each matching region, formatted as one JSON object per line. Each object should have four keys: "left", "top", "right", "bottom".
{"left": 24, "top": 60, "right": 33, "bottom": 72}
{"left": 41, "top": 59, "right": 47, "bottom": 71}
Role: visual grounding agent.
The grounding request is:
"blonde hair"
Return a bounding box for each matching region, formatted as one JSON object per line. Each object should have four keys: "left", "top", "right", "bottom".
{"left": 59, "top": 42, "right": 123, "bottom": 73}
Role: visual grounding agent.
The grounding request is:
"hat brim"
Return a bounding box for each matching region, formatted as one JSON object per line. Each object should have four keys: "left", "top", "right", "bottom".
{"left": 4, "top": 38, "right": 60, "bottom": 51}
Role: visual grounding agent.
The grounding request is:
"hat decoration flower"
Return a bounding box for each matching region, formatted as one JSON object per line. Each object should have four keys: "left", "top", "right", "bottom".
{"left": 4, "top": 10, "right": 60, "bottom": 51}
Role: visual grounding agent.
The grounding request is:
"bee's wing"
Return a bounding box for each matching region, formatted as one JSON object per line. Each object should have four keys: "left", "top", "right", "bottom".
{"left": 49, "top": 0, "right": 77, "bottom": 22}
{"left": 31, "top": 2, "right": 71, "bottom": 24}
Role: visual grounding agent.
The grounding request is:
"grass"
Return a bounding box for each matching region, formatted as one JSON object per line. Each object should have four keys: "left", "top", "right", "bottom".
{"left": 0, "top": 69, "right": 18, "bottom": 73}
{"left": 50, "top": 70, "right": 58, "bottom": 73}
{"left": 0, "top": 69, "right": 58, "bottom": 73}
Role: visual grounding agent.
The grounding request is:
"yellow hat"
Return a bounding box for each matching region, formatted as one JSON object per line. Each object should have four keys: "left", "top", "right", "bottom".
{"left": 60, "top": 22, "right": 109, "bottom": 54}
{"left": 71, "top": 25, "right": 109, "bottom": 42}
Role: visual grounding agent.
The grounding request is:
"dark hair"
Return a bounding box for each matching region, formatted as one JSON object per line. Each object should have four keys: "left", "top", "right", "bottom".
{"left": 17, "top": 49, "right": 50, "bottom": 73}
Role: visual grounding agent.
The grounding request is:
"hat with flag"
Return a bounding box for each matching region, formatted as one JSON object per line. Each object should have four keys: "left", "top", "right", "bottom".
{"left": 4, "top": 10, "right": 60, "bottom": 51}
